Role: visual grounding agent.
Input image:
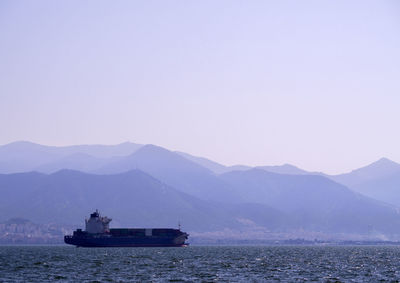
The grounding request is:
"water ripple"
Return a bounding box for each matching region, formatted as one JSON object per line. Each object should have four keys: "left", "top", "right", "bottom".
{"left": 1, "top": 246, "right": 400, "bottom": 282}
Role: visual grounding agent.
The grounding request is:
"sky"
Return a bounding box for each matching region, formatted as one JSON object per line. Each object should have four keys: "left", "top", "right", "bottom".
{"left": 0, "top": 0, "right": 399, "bottom": 174}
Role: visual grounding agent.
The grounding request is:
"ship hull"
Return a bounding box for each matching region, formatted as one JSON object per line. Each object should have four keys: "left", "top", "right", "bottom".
{"left": 64, "top": 233, "right": 188, "bottom": 247}
{"left": 64, "top": 212, "right": 189, "bottom": 247}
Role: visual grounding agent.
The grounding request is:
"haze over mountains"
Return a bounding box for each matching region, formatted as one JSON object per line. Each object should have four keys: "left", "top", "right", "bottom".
{"left": 329, "top": 158, "right": 400, "bottom": 207}
{"left": 0, "top": 141, "right": 142, "bottom": 173}
{"left": 1, "top": 141, "right": 400, "bottom": 241}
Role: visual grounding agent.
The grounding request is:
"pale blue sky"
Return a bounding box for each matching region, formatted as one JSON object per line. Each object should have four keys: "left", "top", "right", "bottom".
{"left": 1, "top": 0, "right": 399, "bottom": 174}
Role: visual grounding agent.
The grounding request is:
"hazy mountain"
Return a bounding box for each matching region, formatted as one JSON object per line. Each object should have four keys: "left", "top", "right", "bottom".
{"left": 326, "top": 158, "right": 400, "bottom": 206}
{"left": 349, "top": 172, "right": 400, "bottom": 206}
{"left": 3, "top": 141, "right": 400, "bottom": 238}
{"left": 34, "top": 153, "right": 115, "bottom": 174}
{"left": 256, "top": 164, "right": 310, "bottom": 175}
{"left": 0, "top": 141, "right": 142, "bottom": 173}
{"left": 97, "top": 145, "right": 242, "bottom": 202}
{"left": 228, "top": 165, "right": 253, "bottom": 171}
{"left": 220, "top": 169, "right": 400, "bottom": 234}
{"left": 0, "top": 170, "right": 288, "bottom": 232}
{"left": 175, "top": 151, "right": 228, "bottom": 174}
{"left": 0, "top": 142, "right": 60, "bottom": 173}
{"left": 32, "top": 153, "right": 129, "bottom": 174}
{"left": 176, "top": 151, "right": 313, "bottom": 176}
{"left": 176, "top": 151, "right": 251, "bottom": 174}
{"left": 330, "top": 158, "right": 400, "bottom": 188}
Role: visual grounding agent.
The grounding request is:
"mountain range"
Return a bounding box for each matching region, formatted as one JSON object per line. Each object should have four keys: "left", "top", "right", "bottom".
{"left": 177, "top": 151, "right": 400, "bottom": 208}
{"left": 0, "top": 141, "right": 142, "bottom": 173}
{"left": 1, "top": 141, "right": 400, "bottom": 240}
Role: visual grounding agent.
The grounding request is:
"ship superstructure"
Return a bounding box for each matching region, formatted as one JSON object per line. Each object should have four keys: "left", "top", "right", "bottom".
{"left": 64, "top": 210, "right": 189, "bottom": 247}
{"left": 85, "top": 210, "right": 111, "bottom": 233}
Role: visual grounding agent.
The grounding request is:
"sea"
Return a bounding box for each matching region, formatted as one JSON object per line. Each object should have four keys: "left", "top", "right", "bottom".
{"left": 1, "top": 245, "right": 400, "bottom": 282}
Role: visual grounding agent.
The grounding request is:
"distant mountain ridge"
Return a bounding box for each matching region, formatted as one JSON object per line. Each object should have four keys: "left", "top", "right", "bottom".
{"left": 175, "top": 151, "right": 312, "bottom": 175}
{"left": 175, "top": 151, "right": 252, "bottom": 174}
{"left": 3, "top": 141, "right": 398, "bottom": 181}
{"left": 328, "top": 158, "right": 400, "bottom": 207}
{"left": 176, "top": 150, "right": 400, "bottom": 209}
{"left": 220, "top": 168, "right": 400, "bottom": 234}
{"left": 1, "top": 168, "right": 400, "bottom": 238}
{"left": 96, "top": 145, "right": 241, "bottom": 202}
{"left": 0, "top": 141, "right": 142, "bottom": 173}
{"left": 2, "top": 141, "right": 400, "bottom": 239}
{"left": 0, "top": 170, "right": 288, "bottom": 232}
{"left": 255, "top": 164, "right": 310, "bottom": 175}
{"left": 330, "top": 158, "right": 400, "bottom": 188}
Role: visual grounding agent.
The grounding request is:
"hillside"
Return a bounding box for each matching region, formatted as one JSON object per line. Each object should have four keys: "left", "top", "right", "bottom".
{"left": 330, "top": 158, "right": 400, "bottom": 188}
{"left": 2, "top": 142, "right": 400, "bottom": 240}
{"left": 0, "top": 170, "right": 288, "bottom": 232}
{"left": 97, "top": 145, "right": 241, "bottom": 202}
{"left": 220, "top": 169, "right": 400, "bottom": 234}
{"left": 328, "top": 158, "right": 400, "bottom": 207}
{"left": 0, "top": 141, "right": 142, "bottom": 173}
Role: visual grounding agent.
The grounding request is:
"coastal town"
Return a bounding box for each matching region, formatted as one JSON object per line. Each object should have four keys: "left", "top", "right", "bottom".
{"left": 0, "top": 218, "right": 73, "bottom": 244}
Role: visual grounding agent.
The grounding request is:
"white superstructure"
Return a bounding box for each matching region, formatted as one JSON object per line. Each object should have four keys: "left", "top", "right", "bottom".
{"left": 85, "top": 210, "right": 112, "bottom": 234}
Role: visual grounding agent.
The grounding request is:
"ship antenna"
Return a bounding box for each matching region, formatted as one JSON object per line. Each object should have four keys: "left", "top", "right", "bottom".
{"left": 178, "top": 221, "right": 181, "bottom": 230}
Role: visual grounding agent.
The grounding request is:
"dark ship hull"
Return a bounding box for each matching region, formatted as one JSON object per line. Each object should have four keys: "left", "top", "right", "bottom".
{"left": 64, "top": 228, "right": 189, "bottom": 247}
{"left": 64, "top": 211, "right": 188, "bottom": 247}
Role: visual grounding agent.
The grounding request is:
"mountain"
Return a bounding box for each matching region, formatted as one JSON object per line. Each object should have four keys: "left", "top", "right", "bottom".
{"left": 0, "top": 142, "right": 60, "bottom": 173}
{"left": 328, "top": 158, "right": 400, "bottom": 206}
{"left": 0, "top": 141, "right": 142, "bottom": 173}
{"left": 3, "top": 141, "right": 400, "bottom": 239}
{"left": 176, "top": 151, "right": 251, "bottom": 174}
{"left": 330, "top": 158, "right": 400, "bottom": 188}
{"left": 0, "top": 170, "right": 288, "bottom": 232}
{"left": 176, "top": 151, "right": 313, "bottom": 176}
{"left": 34, "top": 153, "right": 113, "bottom": 174}
{"left": 256, "top": 164, "right": 310, "bottom": 175}
{"left": 350, "top": 172, "right": 400, "bottom": 206}
{"left": 220, "top": 169, "right": 400, "bottom": 234}
{"left": 175, "top": 151, "right": 228, "bottom": 174}
{"left": 97, "top": 145, "right": 242, "bottom": 202}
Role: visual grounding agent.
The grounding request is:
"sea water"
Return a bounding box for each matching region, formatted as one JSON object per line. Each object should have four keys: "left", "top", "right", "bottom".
{"left": 1, "top": 245, "right": 400, "bottom": 282}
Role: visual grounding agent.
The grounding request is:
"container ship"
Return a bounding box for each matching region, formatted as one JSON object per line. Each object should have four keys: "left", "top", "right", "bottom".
{"left": 64, "top": 210, "right": 189, "bottom": 247}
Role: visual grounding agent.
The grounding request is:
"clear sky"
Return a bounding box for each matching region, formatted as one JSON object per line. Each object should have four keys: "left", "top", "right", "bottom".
{"left": 1, "top": 0, "right": 399, "bottom": 174}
